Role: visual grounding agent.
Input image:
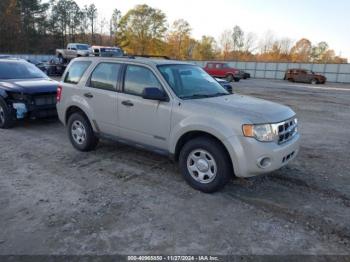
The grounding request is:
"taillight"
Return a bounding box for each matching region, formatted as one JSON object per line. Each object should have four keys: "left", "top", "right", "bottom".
{"left": 57, "top": 85, "right": 62, "bottom": 102}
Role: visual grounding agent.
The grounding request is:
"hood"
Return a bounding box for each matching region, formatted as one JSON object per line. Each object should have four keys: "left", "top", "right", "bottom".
{"left": 315, "top": 74, "right": 326, "bottom": 79}
{"left": 0, "top": 78, "right": 58, "bottom": 94}
{"left": 191, "top": 94, "right": 295, "bottom": 123}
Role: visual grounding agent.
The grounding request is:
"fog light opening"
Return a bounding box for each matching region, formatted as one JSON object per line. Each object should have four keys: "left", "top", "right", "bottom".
{"left": 258, "top": 157, "right": 271, "bottom": 169}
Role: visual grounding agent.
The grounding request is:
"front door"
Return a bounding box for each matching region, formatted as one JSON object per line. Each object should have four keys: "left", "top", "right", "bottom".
{"left": 117, "top": 64, "right": 172, "bottom": 150}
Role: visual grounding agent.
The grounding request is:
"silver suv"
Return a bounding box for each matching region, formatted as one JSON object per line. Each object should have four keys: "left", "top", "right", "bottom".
{"left": 56, "top": 57, "right": 300, "bottom": 193}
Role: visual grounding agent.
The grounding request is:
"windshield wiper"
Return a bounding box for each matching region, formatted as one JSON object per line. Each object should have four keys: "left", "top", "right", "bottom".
{"left": 180, "top": 92, "right": 229, "bottom": 100}
{"left": 207, "top": 92, "right": 230, "bottom": 97}
{"left": 180, "top": 94, "right": 212, "bottom": 100}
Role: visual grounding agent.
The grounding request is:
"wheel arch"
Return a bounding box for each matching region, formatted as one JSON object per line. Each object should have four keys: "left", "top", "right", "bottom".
{"left": 64, "top": 105, "right": 98, "bottom": 131}
{"left": 173, "top": 130, "right": 235, "bottom": 176}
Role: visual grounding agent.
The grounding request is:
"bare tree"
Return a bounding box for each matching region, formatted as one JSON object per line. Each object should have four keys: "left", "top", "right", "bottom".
{"left": 219, "top": 29, "right": 233, "bottom": 59}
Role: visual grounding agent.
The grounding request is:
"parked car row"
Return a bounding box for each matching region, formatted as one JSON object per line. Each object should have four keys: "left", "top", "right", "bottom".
{"left": 56, "top": 43, "right": 124, "bottom": 64}
{"left": 0, "top": 56, "right": 300, "bottom": 193}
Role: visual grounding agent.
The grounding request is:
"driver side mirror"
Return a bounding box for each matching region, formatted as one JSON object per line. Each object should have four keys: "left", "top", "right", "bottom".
{"left": 142, "top": 87, "right": 168, "bottom": 101}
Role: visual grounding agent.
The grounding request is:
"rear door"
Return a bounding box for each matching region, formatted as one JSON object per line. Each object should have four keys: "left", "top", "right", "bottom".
{"left": 117, "top": 64, "right": 172, "bottom": 150}
{"left": 83, "top": 62, "right": 121, "bottom": 135}
{"left": 297, "top": 70, "right": 309, "bottom": 83}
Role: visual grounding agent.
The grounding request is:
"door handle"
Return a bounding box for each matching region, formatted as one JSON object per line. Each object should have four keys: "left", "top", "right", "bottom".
{"left": 121, "top": 100, "right": 134, "bottom": 107}
{"left": 84, "top": 93, "right": 93, "bottom": 98}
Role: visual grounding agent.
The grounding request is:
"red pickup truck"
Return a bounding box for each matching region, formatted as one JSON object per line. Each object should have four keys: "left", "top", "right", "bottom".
{"left": 203, "top": 62, "right": 241, "bottom": 82}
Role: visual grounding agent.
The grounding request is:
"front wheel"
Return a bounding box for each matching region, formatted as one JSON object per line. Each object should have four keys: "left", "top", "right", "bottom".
{"left": 311, "top": 79, "right": 318, "bottom": 85}
{"left": 67, "top": 113, "right": 99, "bottom": 151}
{"left": 179, "top": 137, "right": 232, "bottom": 193}
{"left": 0, "top": 98, "right": 15, "bottom": 129}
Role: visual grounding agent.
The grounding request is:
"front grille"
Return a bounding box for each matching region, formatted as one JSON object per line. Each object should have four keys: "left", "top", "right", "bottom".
{"left": 272, "top": 117, "right": 298, "bottom": 144}
{"left": 34, "top": 94, "right": 56, "bottom": 106}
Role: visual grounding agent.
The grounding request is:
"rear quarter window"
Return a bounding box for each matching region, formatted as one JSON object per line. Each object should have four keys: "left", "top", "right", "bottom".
{"left": 64, "top": 61, "right": 91, "bottom": 84}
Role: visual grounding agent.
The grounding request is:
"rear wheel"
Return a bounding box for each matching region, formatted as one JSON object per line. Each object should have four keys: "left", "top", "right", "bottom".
{"left": 0, "top": 98, "right": 15, "bottom": 129}
{"left": 179, "top": 137, "right": 232, "bottom": 193}
{"left": 67, "top": 112, "right": 99, "bottom": 151}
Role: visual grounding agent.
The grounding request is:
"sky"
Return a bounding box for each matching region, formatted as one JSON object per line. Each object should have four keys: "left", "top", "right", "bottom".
{"left": 73, "top": 0, "right": 350, "bottom": 59}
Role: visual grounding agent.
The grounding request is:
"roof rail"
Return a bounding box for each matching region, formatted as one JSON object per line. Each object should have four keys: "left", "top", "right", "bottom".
{"left": 88, "top": 54, "right": 171, "bottom": 60}
{"left": 127, "top": 54, "right": 171, "bottom": 60}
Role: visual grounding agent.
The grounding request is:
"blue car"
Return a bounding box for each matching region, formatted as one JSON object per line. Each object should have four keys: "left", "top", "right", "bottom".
{"left": 0, "top": 58, "right": 58, "bottom": 128}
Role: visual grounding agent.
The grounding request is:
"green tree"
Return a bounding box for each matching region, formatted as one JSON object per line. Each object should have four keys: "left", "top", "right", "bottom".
{"left": 116, "top": 4, "right": 167, "bottom": 55}
{"left": 166, "top": 19, "right": 192, "bottom": 59}
{"left": 86, "top": 4, "right": 97, "bottom": 44}
{"left": 193, "top": 36, "right": 217, "bottom": 60}
{"left": 110, "top": 8, "right": 121, "bottom": 45}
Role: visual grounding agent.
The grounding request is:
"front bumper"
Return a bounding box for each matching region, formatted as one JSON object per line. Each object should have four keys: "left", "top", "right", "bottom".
{"left": 224, "top": 133, "right": 300, "bottom": 177}
{"left": 10, "top": 93, "right": 57, "bottom": 119}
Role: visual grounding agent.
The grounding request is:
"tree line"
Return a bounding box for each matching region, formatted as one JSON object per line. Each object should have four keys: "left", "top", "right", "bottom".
{"left": 0, "top": 0, "right": 347, "bottom": 63}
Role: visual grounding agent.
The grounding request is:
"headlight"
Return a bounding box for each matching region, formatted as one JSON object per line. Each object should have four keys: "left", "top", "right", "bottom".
{"left": 242, "top": 124, "right": 275, "bottom": 142}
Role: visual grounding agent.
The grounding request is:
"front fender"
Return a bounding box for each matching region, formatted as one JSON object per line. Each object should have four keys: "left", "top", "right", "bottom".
{"left": 169, "top": 115, "right": 235, "bottom": 154}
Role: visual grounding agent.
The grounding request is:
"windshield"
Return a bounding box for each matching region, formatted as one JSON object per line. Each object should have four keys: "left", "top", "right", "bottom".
{"left": 0, "top": 61, "right": 47, "bottom": 80}
{"left": 76, "top": 44, "right": 89, "bottom": 50}
{"left": 158, "top": 64, "right": 229, "bottom": 99}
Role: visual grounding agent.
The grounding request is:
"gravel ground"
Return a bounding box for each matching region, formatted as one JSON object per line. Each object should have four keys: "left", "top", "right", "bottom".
{"left": 0, "top": 78, "right": 349, "bottom": 255}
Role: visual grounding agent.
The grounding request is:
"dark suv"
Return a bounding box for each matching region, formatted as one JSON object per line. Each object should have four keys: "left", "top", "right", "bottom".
{"left": 284, "top": 69, "right": 326, "bottom": 84}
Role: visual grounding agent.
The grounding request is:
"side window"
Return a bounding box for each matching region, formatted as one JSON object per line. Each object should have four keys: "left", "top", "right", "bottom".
{"left": 89, "top": 62, "right": 121, "bottom": 91}
{"left": 215, "top": 64, "right": 222, "bottom": 69}
{"left": 64, "top": 61, "right": 91, "bottom": 84}
{"left": 207, "top": 63, "right": 214, "bottom": 69}
{"left": 124, "top": 65, "right": 162, "bottom": 96}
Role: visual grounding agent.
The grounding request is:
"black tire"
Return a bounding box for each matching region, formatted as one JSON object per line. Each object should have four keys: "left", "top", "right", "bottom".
{"left": 233, "top": 77, "right": 240, "bottom": 82}
{"left": 179, "top": 137, "right": 232, "bottom": 193}
{"left": 67, "top": 112, "right": 99, "bottom": 152}
{"left": 310, "top": 79, "right": 318, "bottom": 85}
{"left": 225, "top": 74, "right": 234, "bottom": 82}
{"left": 0, "top": 97, "right": 15, "bottom": 129}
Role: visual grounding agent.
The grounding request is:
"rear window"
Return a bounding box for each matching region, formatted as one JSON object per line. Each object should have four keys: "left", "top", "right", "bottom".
{"left": 64, "top": 61, "right": 91, "bottom": 84}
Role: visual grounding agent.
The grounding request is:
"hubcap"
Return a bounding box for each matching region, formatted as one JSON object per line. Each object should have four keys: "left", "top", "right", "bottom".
{"left": 187, "top": 149, "right": 217, "bottom": 184}
{"left": 71, "top": 120, "right": 86, "bottom": 145}
{"left": 0, "top": 106, "right": 5, "bottom": 124}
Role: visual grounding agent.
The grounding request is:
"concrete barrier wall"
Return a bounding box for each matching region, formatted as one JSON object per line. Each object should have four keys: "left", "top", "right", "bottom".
{"left": 1, "top": 54, "right": 350, "bottom": 83}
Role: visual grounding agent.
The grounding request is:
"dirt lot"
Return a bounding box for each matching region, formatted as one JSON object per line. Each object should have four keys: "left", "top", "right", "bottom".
{"left": 0, "top": 79, "right": 350, "bottom": 255}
